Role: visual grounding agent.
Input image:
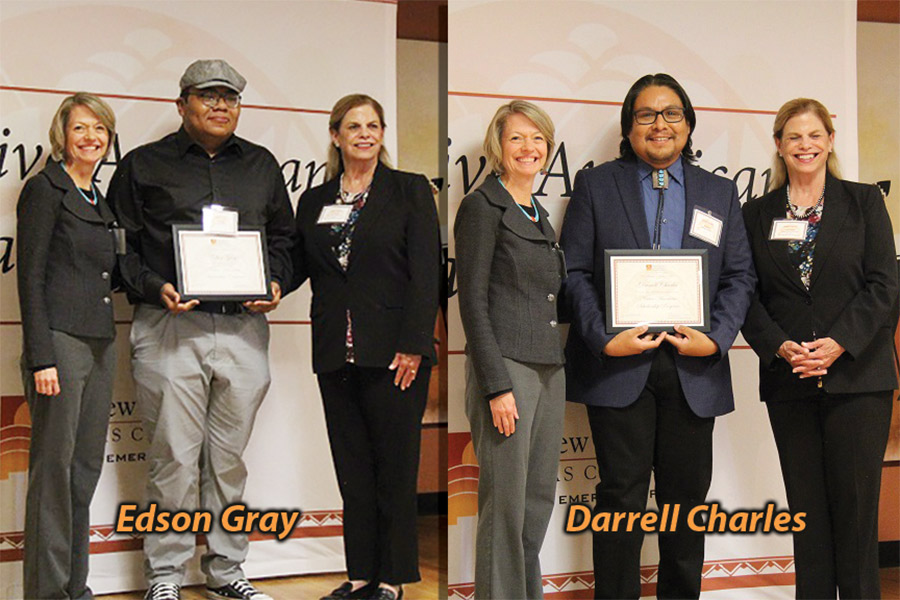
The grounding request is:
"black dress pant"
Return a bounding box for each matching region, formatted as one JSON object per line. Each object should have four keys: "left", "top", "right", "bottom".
{"left": 317, "top": 363, "right": 431, "bottom": 585}
{"left": 767, "top": 391, "right": 892, "bottom": 600}
{"left": 586, "top": 346, "right": 714, "bottom": 600}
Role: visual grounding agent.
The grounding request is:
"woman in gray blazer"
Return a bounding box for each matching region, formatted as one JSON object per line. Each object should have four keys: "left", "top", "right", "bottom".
{"left": 454, "top": 101, "right": 566, "bottom": 599}
{"left": 16, "top": 93, "right": 118, "bottom": 599}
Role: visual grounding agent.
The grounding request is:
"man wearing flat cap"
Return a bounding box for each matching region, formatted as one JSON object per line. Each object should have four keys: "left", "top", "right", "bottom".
{"left": 109, "top": 59, "right": 292, "bottom": 600}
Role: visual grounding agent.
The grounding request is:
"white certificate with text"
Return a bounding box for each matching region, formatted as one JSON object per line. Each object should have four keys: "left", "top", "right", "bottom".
{"left": 605, "top": 250, "right": 710, "bottom": 333}
{"left": 173, "top": 225, "right": 271, "bottom": 301}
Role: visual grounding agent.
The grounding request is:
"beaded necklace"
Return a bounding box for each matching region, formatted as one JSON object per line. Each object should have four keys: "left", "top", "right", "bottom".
{"left": 785, "top": 183, "right": 824, "bottom": 219}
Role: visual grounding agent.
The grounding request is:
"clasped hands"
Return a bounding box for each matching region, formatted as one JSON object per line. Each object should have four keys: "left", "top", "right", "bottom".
{"left": 603, "top": 324, "right": 718, "bottom": 357}
{"left": 777, "top": 338, "right": 844, "bottom": 378}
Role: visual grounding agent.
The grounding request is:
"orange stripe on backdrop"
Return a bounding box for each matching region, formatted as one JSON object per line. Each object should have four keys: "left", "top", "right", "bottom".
{"left": 448, "top": 564, "right": 795, "bottom": 599}
{"left": 0, "top": 85, "right": 331, "bottom": 115}
{"left": 449, "top": 90, "right": 838, "bottom": 119}
{"left": 0, "top": 511, "right": 344, "bottom": 562}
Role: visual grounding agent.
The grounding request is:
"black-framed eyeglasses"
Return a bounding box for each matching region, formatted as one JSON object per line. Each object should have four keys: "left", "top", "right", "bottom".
{"left": 634, "top": 107, "right": 685, "bottom": 125}
{"left": 190, "top": 90, "right": 241, "bottom": 108}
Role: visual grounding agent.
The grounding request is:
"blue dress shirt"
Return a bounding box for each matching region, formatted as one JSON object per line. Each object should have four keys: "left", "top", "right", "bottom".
{"left": 638, "top": 157, "right": 685, "bottom": 250}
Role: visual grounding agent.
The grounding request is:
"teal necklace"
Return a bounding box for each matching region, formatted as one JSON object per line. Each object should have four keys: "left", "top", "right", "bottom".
{"left": 498, "top": 175, "right": 539, "bottom": 223}
{"left": 65, "top": 162, "right": 98, "bottom": 205}
{"left": 77, "top": 183, "right": 98, "bottom": 206}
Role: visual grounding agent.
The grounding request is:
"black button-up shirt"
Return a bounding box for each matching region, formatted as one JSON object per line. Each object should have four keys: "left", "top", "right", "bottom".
{"left": 108, "top": 127, "right": 294, "bottom": 306}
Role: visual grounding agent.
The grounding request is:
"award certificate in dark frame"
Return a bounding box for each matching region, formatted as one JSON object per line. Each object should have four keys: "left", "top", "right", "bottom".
{"left": 604, "top": 249, "right": 710, "bottom": 333}
{"left": 172, "top": 224, "right": 273, "bottom": 302}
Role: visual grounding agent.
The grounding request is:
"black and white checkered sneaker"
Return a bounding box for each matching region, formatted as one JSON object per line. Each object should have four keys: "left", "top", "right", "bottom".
{"left": 206, "top": 579, "right": 273, "bottom": 600}
{"left": 144, "top": 583, "right": 180, "bottom": 600}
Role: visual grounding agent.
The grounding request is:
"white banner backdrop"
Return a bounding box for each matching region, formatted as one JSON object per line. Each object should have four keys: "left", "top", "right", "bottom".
{"left": 447, "top": 1, "right": 858, "bottom": 598}
{"left": 0, "top": 1, "right": 397, "bottom": 596}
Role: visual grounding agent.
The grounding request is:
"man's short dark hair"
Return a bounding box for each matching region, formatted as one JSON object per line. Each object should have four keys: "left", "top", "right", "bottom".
{"left": 619, "top": 73, "right": 698, "bottom": 164}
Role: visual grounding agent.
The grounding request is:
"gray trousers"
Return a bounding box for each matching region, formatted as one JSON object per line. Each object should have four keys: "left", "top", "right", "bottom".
{"left": 130, "top": 305, "right": 270, "bottom": 587}
{"left": 23, "top": 330, "right": 115, "bottom": 600}
{"left": 465, "top": 357, "right": 565, "bottom": 600}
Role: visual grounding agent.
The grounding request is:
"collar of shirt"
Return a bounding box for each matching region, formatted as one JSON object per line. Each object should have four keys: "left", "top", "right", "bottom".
{"left": 637, "top": 157, "right": 685, "bottom": 250}
{"left": 174, "top": 126, "right": 244, "bottom": 158}
{"left": 636, "top": 156, "right": 684, "bottom": 186}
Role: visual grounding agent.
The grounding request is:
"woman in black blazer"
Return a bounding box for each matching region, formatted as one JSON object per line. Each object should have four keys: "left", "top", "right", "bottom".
{"left": 454, "top": 101, "right": 565, "bottom": 599}
{"left": 289, "top": 94, "right": 440, "bottom": 600}
{"left": 742, "top": 98, "right": 898, "bottom": 600}
{"left": 16, "top": 93, "right": 119, "bottom": 599}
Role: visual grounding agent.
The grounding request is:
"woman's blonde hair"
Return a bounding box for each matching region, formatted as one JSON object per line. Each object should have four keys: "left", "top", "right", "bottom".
{"left": 325, "top": 94, "right": 392, "bottom": 180}
{"left": 483, "top": 100, "right": 555, "bottom": 175}
{"left": 770, "top": 98, "right": 840, "bottom": 190}
{"left": 48, "top": 92, "right": 116, "bottom": 163}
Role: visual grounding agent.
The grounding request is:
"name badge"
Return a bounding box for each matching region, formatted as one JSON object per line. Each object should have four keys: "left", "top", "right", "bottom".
{"left": 689, "top": 208, "right": 723, "bottom": 247}
{"left": 202, "top": 205, "right": 238, "bottom": 234}
{"left": 769, "top": 219, "right": 808, "bottom": 241}
{"left": 317, "top": 204, "right": 353, "bottom": 225}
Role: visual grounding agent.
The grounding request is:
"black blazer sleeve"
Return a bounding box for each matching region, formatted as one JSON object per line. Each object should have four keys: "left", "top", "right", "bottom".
{"left": 16, "top": 174, "right": 63, "bottom": 368}
{"left": 397, "top": 173, "right": 441, "bottom": 357}
{"left": 825, "top": 184, "right": 898, "bottom": 358}
{"left": 288, "top": 187, "right": 312, "bottom": 294}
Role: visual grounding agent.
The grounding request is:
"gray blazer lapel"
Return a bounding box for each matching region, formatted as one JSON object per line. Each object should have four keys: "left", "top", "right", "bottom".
{"left": 534, "top": 199, "right": 557, "bottom": 243}
{"left": 613, "top": 161, "right": 651, "bottom": 249}
{"left": 481, "top": 175, "right": 546, "bottom": 242}
{"left": 60, "top": 190, "right": 106, "bottom": 223}
{"left": 96, "top": 195, "right": 117, "bottom": 226}
{"left": 43, "top": 160, "right": 106, "bottom": 224}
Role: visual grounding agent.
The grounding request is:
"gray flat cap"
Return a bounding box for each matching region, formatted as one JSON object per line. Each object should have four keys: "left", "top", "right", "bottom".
{"left": 179, "top": 59, "right": 246, "bottom": 93}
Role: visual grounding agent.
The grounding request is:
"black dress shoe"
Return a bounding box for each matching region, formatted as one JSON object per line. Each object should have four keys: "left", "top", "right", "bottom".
{"left": 321, "top": 581, "right": 377, "bottom": 600}
{"left": 368, "top": 586, "right": 402, "bottom": 600}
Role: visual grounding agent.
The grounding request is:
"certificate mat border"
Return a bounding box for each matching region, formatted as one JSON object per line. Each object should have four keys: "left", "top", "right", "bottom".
{"left": 604, "top": 249, "right": 710, "bottom": 333}
{"left": 172, "top": 224, "right": 273, "bottom": 302}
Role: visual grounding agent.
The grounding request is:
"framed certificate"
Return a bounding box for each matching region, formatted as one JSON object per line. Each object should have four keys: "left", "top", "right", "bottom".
{"left": 172, "top": 225, "right": 272, "bottom": 301}
{"left": 604, "top": 249, "right": 710, "bottom": 333}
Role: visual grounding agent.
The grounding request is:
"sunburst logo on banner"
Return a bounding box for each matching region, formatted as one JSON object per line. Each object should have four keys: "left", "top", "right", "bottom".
{"left": 448, "top": 432, "right": 479, "bottom": 526}
{"left": 0, "top": 395, "right": 30, "bottom": 481}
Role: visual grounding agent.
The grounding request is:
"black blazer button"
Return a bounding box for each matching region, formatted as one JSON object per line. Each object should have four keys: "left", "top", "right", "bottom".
{"left": 550, "top": 320, "right": 558, "bottom": 328}
{"left": 547, "top": 293, "right": 555, "bottom": 302}
{"left": 101, "top": 271, "right": 110, "bottom": 280}
{"left": 103, "top": 297, "right": 111, "bottom": 305}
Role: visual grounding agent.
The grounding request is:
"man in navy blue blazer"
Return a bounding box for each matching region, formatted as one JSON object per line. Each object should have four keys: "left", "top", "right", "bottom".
{"left": 559, "top": 74, "right": 755, "bottom": 599}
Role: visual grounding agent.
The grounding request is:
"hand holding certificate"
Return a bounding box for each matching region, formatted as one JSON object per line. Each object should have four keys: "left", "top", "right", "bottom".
{"left": 605, "top": 250, "right": 710, "bottom": 334}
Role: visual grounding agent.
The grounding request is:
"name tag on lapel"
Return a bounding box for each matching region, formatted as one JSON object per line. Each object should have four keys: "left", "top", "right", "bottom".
{"left": 769, "top": 219, "right": 808, "bottom": 241}
{"left": 317, "top": 204, "right": 353, "bottom": 225}
{"left": 202, "top": 205, "right": 238, "bottom": 234}
{"left": 689, "top": 208, "right": 723, "bottom": 247}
